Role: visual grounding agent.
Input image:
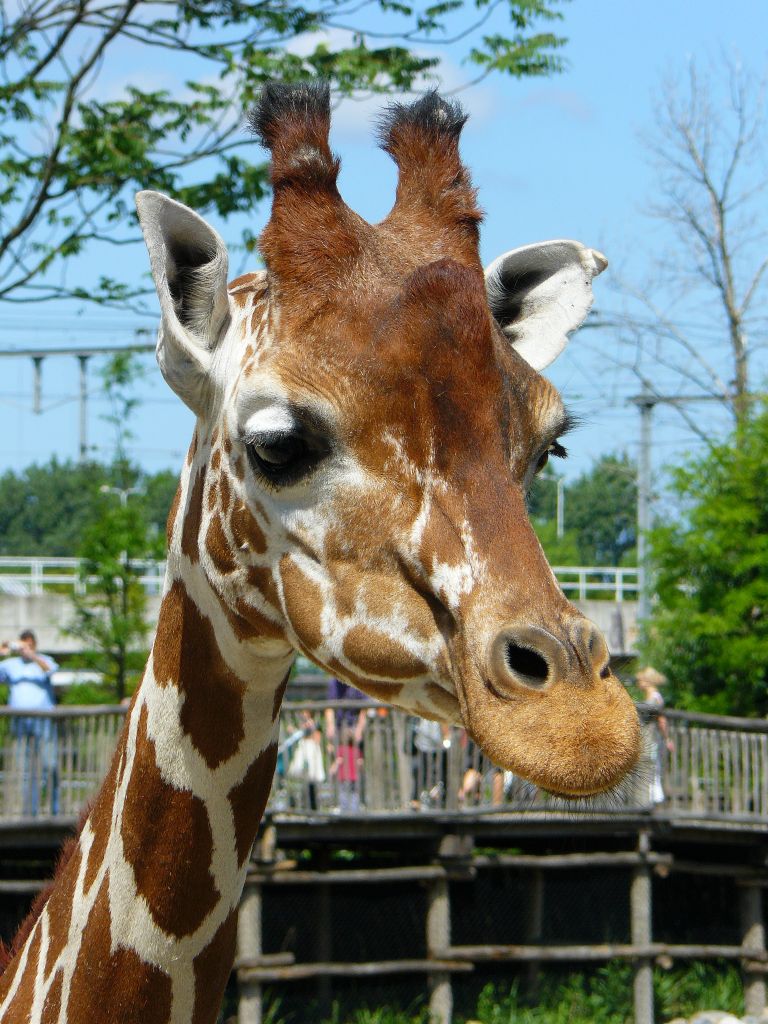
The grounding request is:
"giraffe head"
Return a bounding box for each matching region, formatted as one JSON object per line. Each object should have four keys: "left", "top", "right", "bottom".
{"left": 137, "top": 82, "right": 640, "bottom": 798}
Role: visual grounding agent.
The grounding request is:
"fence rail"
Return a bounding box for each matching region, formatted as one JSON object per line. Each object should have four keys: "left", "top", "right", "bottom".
{"left": 0, "top": 557, "right": 639, "bottom": 602}
{"left": 0, "top": 701, "right": 764, "bottom": 824}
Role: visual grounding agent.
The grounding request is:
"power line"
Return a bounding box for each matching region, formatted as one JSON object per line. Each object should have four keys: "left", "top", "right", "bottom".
{"left": 0, "top": 340, "right": 155, "bottom": 461}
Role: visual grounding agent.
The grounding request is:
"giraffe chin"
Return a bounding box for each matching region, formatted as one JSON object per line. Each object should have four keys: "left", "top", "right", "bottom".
{"left": 456, "top": 672, "right": 641, "bottom": 800}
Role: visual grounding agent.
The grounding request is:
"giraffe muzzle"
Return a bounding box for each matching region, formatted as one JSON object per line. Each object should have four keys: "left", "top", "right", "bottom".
{"left": 453, "top": 616, "right": 641, "bottom": 798}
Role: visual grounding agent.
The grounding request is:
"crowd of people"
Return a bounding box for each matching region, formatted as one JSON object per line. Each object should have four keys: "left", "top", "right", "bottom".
{"left": 0, "top": 625, "right": 676, "bottom": 816}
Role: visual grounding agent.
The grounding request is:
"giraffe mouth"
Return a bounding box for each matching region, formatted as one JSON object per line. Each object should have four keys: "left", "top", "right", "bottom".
{"left": 454, "top": 659, "right": 641, "bottom": 800}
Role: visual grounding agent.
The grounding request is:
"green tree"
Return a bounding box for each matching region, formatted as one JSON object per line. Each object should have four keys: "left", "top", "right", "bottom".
{"left": 66, "top": 353, "right": 158, "bottom": 698}
{"left": 529, "top": 454, "right": 637, "bottom": 566}
{"left": 68, "top": 491, "right": 152, "bottom": 699}
{"left": 565, "top": 454, "right": 637, "bottom": 565}
{"left": 644, "top": 405, "right": 768, "bottom": 716}
{"left": 0, "top": 459, "right": 178, "bottom": 555}
{"left": 0, "top": 0, "right": 567, "bottom": 307}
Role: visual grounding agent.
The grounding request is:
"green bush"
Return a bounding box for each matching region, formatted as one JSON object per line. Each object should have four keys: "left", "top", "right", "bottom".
{"left": 258, "top": 961, "right": 744, "bottom": 1024}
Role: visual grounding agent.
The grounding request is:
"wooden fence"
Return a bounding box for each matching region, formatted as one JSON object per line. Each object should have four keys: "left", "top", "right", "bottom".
{"left": 0, "top": 702, "right": 765, "bottom": 824}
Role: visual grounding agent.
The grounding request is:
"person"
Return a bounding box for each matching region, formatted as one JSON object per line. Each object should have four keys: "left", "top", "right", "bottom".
{"left": 324, "top": 678, "right": 367, "bottom": 812}
{"left": 286, "top": 709, "right": 326, "bottom": 810}
{"left": 412, "top": 717, "right": 451, "bottom": 808}
{"left": 0, "top": 630, "right": 60, "bottom": 816}
{"left": 636, "top": 666, "right": 674, "bottom": 805}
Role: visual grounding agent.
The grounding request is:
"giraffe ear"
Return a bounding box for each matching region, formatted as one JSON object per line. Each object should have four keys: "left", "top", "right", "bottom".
{"left": 136, "top": 191, "right": 231, "bottom": 415}
{"left": 484, "top": 240, "right": 607, "bottom": 372}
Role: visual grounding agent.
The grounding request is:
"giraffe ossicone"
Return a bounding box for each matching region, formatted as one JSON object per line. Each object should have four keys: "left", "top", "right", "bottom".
{"left": 0, "top": 81, "right": 639, "bottom": 1023}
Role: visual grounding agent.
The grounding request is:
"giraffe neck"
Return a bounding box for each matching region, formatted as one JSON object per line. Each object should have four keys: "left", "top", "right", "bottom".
{"left": 0, "top": 458, "right": 294, "bottom": 1023}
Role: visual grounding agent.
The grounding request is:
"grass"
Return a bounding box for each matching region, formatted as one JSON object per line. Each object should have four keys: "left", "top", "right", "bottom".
{"left": 257, "top": 962, "right": 744, "bottom": 1024}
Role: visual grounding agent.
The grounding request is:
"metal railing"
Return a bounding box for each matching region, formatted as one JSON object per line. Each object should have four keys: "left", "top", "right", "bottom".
{"left": 0, "top": 557, "right": 639, "bottom": 602}
{"left": 0, "top": 556, "right": 166, "bottom": 596}
{"left": 0, "top": 702, "right": 764, "bottom": 824}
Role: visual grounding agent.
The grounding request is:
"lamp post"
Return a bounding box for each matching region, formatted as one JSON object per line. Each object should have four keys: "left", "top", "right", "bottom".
{"left": 99, "top": 484, "right": 140, "bottom": 507}
{"left": 538, "top": 475, "right": 565, "bottom": 539}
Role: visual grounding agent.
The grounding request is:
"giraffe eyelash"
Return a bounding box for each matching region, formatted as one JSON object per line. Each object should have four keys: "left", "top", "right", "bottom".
{"left": 549, "top": 440, "right": 568, "bottom": 460}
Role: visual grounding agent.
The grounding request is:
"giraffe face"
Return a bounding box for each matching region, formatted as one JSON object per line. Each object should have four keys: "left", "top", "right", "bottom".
{"left": 137, "top": 85, "right": 640, "bottom": 798}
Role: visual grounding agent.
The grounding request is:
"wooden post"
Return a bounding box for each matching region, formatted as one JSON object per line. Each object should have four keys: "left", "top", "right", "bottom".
{"left": 427, "top": 876, "right": 452, "bottom": 1024}
{"left": 739, "top": 881, "right": 767, "bottom": 1017}
{"left": 631, "top": 832, "right": 654, "bottom": 1024}
{"left": 428, "top": 839, "right": 461, "bottom": 1024}
{"left": 237, "top": 880, "right": 263, "bottom": 1024}
{"left": 316, "top": 849, "right": 332, "bottom": 1011}
{"left": 525, "top": 868, "right": 544, "bottom": 999}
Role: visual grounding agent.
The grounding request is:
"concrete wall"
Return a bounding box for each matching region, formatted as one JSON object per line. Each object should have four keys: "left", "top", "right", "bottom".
{"left": 0, "top": 593, "right": 639, "bottom": 659}
{"left": 0, "top": 593, "right": 163, "bottom": 656}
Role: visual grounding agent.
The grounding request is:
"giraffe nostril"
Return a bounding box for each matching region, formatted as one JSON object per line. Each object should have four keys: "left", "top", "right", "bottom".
{"left": 489, "top": 626, "right": 566, "bottom": 697}
{"left": 505, "top": 643, "right": 549, "bottom": 686}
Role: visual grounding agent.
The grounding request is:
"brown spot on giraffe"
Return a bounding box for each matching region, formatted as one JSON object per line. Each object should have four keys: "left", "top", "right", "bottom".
{"left": 40, "top": 969, "right": 62, "bottom": 1023}
{"left": 272, "top": 669, "right": 291, "bottom": 720}
{"left": 68, "top": 877, "right": 173, "bottom": 1019}
{"left": 205, "top": 514, "right": 238, "bottom": 575}
{"left": 228, "top": 741, "right": 278, "bottom": 866}
{"left": 166, "top": 481, "right": 182, "bottom": 546}
{"left": 181, "top": 464, "right": 207, "bottom": 564}
{"left": 218, "top": 471, "right": 231, "bottom": 513}
{"left": 343, "top": 624, "right": 428, "bottom": 679}
{"left": 247, "top": 564, "right": 279, "bottom": 606}
{"left": 191, "top": 909, "right": 239, "bottom": 1024}
{"left": 153, "top": 582, "right": 246, "bottom": 768}
{"left": 122, "top": 706, "right": 220, "bottom": 937}
{"left": 43, "top": 846, "right": 79, "bottom": 976}
{"left": 9, "top": 924, "right": 41, "bottom": 1019}
{"left": 279, "top": 557, "right": 325, "bottom": 649}
{"left": 349, "top": 680, "right": 403, "bottom": 702}
{"left": 230, "top": 502, "right": 267, "bottom": 554}
{"left": 83, "top": 724, "right": 127, "bottom": 895}
{"left": 231, "top": 453, "right": 246, "bottom": 480}
{"left": 186, "top": 430, "right": 198, "bottom": 466}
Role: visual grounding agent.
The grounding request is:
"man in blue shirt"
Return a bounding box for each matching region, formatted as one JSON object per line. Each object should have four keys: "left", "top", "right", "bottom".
{"left": 0, "top": 630, "right": 59, "bottom": 816}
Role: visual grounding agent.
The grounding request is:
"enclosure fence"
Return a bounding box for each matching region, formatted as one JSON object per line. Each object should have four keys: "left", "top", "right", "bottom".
{"left": 0, "top": 701, "right": 764, "bottom": 823}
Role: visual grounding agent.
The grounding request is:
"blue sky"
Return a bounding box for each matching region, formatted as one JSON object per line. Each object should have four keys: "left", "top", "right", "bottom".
{"left": 0, "top": 0, "right": 765, "bottom": 486}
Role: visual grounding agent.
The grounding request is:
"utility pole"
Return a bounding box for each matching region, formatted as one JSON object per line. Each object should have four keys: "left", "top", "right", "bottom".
{"left": 0, "top": 340, "right": 154, "bottom": 462}
{"left": 634, "top": 393, "right": 654, "bottom": 623}
{"left": 78, "top": 355, "right": 90, "bottom": 462}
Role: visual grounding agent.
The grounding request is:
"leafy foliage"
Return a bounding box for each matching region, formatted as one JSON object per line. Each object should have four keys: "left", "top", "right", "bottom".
{"left": 530, "top": 454, "right": 637, "bottom": 566}
{"left": 63, "top": 352, "right": 175, "bottom": 698}
{"left": 0, "top": 0, "right": 567, "bottom": 306}
{"left": 470, "top": 961, "right": 742, "bottom": 1024}
{"left": 67, "top": 489, "right": 153, "bottom": 700}
{"left": 258, "top": 961, "right": 743, "bottom": 1024}
{"left": 0, "top": 459, "right": 177, "bottom": 556}
{"left": 644, "top": 405, "right": 768, "bottom": 716}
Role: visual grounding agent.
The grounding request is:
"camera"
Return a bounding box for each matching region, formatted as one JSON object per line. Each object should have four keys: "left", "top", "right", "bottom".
{"left": 8, "top": 642, "right": 21, "bottom": 654}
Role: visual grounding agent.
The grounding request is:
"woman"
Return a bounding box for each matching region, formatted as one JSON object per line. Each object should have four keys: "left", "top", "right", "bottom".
{"left": 636, "top": 666, "right": 674, "bottom": 804}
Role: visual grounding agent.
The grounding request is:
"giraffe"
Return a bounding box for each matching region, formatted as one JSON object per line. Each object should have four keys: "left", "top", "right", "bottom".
{"left": 0, "top": 82, "right": 640, "bottom": 1023}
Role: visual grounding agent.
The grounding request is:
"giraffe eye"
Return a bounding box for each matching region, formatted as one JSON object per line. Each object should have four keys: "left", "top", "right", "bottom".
{"left": 245, "top": 430, "right": 327, "bottom": 487}
{"left": 534, "top": 440, "right": 567, "bottom": 476}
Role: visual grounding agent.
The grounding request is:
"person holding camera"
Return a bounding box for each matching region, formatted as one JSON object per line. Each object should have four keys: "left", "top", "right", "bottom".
{"left": 0, "top": 630, "right": 59, "bottom": 816}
